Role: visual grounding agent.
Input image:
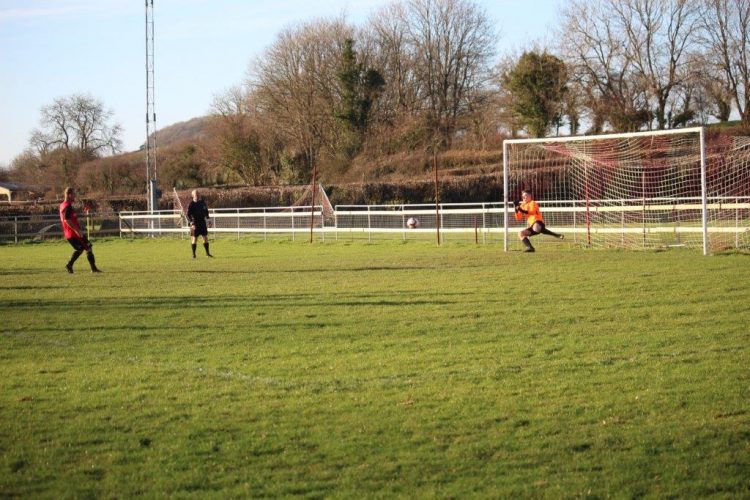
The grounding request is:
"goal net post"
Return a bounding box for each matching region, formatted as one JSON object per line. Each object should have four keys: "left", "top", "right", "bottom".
{"left": 503, "top": 127, "right": 750, "bottom": 254}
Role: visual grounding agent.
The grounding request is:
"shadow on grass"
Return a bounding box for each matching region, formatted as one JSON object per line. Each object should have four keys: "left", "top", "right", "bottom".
{"left": 2, "top": 291, "right": 462, "bottom": 311}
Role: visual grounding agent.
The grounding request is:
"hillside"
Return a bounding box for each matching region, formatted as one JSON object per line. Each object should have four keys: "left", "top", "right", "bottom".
{"left": 145, "top": 116, "right": 215, "bottom": 150}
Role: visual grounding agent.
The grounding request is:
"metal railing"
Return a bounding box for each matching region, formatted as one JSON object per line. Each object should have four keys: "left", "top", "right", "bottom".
{"left": 2, "top": 197, "right": 747, "bottom": 251}
{"left": 0, "top": 213, "right": 121, "bottom": 243}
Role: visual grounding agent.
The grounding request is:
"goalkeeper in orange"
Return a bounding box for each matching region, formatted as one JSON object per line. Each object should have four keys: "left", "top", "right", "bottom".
{"left": 514, "top": 189, "right": 564, "bottom": 252}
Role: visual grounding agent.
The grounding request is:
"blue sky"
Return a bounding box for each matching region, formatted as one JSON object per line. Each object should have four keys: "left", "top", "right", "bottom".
{"left": 0, "top": 0, "right": 561, "bottom": 166}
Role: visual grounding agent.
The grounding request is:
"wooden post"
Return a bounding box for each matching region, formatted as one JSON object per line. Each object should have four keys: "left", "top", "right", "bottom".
{"left": 433, "top": 151, "right": 440, "bottom": 246}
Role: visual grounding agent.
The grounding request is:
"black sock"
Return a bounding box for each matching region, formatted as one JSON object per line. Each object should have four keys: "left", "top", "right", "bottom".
{"left": 541, "top": 228, "right": 562, "bottom": 238}
{"left": 87, "top": 252, "right": 97, "bottom": 270}
{"left": 67, "top": 249, "right": 83, "bottom": 267}
{"left": 522, "top": 237, "right": 534, "bottom": 250}
{"left": 191, "top": 243, "right": 196, "bottom": 257}
{"left": 204, "top": 242, "right": 210, "bottom": 255}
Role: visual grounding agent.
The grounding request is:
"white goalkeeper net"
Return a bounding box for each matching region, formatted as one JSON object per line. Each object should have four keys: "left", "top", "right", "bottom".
{"left": 172, "top": 187, "right": 190, "bottom": 227}
{"left": 503, "top": 127, "right": 750, "bottom": 254}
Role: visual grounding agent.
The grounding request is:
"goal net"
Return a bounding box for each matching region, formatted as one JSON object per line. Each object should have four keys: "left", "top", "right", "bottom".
{"left": 172, "top": 187, "right": 190, "bottom": 228}
{"left": 503, "top": 127, "right": 750, "bottom": 254}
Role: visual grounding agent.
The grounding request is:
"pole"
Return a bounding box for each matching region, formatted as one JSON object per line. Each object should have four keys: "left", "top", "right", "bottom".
{"left": 433, "top": 151, "right": 440, "bottom": 245}
{"left": 145, "top": 0, "right": 157, "bottom": 214}
{"left": 699, "top": 127, "right": 708, "bottom": 255}
{"left": 309, "top": 159, "right": 317, "bottom": 244}
{"left": 503, "top": 141, "right": 509, "bottom": 251}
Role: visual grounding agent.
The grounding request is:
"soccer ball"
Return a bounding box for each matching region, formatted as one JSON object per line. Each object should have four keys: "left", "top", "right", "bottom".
{"left": 406, "top": 217, "right": 420, "bottom": 229}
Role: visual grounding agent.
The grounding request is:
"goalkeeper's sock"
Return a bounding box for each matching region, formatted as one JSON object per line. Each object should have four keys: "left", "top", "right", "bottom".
{"left": 204, "top": 242, "right": 212, "bottom": 257}
{"left": 191, "top": 243, "right": 197, "bottom": 258}
{"left": 541, "top": 228, "right": 563, "bottom": 239}
{"left": 522, "top": 237, "right": 535, "bottom": 252}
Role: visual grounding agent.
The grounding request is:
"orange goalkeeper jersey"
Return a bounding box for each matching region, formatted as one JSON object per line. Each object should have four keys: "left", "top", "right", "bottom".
{"left": 515, "top": 200, "right": 544, "bottom": 226}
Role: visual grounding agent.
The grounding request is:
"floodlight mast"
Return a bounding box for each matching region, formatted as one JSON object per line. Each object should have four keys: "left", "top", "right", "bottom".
{"left": 145, "top": 0, "right": 157, "bottom": 213}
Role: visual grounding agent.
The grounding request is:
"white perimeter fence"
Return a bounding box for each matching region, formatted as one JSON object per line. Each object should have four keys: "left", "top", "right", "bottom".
{"left": 116, "top": 197, "right": 749, "bottom": 250}
{"left": 1, "top": 198, "right": 747, "bottom": 251}
{"left": 0, "top": 213, "right": 121, "bottom": 244}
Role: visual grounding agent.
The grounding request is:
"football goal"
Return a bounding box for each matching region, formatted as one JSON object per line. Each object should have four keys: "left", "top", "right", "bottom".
{"left": 503, "top": 127, "right": 750, "bottom": 254}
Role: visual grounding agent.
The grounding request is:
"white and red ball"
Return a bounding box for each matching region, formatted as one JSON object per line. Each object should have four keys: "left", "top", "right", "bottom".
{"left": 406, "top": 217, "right": 420, "bottom": 229}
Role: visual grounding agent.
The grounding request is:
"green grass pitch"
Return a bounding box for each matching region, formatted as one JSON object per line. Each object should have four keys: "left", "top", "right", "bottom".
{"left": 1, "top": 238, "right": 749, "bottom": 497}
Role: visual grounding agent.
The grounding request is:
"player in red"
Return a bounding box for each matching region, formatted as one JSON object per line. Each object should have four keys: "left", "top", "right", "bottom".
{"left": 59, "top": 187, "right": 102, "bottom": 273}
{"left": 514, "top": 189, "right": 564, "bottom": 252}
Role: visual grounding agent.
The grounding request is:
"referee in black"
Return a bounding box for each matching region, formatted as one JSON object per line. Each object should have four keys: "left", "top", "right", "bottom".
{"left": 187, "top": 189, "right": 213, "bottom": 258}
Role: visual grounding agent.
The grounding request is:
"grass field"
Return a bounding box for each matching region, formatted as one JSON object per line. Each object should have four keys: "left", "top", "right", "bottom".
{"left": 1, "top": 238, "right": 749, "bottom": 498}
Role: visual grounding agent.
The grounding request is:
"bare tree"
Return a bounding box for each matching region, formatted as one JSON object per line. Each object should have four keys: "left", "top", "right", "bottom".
{"left": 366, "top": 2, "right": 421, "bottom": 119}
{"left": 560, "top": 1, "right": 649, "bottom": 132}
{"left": 250, "top": 17, "right": 353, "bottom": 182}
{"left": 700, "top": 0, "right": 750, "bottom": 124}
{"left": 210, "top": 86, "right": 270, "bottom": 185}
{"left": 404, "top": 0, "right": 496, "bottom": 147}
{"left": 612, "top": 0, "right": 702, "bottom": 130}
{"left": 559, "top": 0, "right": 702, "bottom": 132}
{"left": 30, "top": 93, "right": 122, "bottom": 160}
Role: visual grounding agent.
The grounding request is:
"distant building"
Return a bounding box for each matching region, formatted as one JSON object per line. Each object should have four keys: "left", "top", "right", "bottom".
{"left": 0, "top": 182, "right": 49, "bottom": 202}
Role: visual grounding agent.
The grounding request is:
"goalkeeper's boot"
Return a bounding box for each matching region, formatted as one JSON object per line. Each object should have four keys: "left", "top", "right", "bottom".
{"left": 65, "top": 263, "right": 74, "bottom": 274}
{"left": 522, "top": 237, "right": 535, "bottom": 252}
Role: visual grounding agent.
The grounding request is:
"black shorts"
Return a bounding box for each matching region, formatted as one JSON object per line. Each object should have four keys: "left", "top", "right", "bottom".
{"left": 67, "top": 236, "right": 92, "bottom": 251}
{"left": 190, "top": 223, "right": 208, "bottom": 237}
{"left": 526, "top": 221, "right": 545, "bottom": 235}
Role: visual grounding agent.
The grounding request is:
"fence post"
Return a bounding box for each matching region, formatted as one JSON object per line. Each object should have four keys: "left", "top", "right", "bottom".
{"left": 402, "top": 204, "right": 406, "bottom": 242}
{"left": 14, "top": 216, "right": 18, "bottom": 244}
{"left": 482, "top": 204, "right": 486, "bottom": 244}
{"left": 736, "top": 200, "right": 740, "bottom": 249}
{"left": 322, "top": 207, "right": 326, "bottom": 243}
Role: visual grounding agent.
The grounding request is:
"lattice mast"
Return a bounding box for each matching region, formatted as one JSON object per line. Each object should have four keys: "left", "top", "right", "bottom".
{"left": 145, "top": 0, "right": 157, "bottom": 213}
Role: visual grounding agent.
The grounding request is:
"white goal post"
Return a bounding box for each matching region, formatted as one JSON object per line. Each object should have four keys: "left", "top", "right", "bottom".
{"left": 503, "top": 127, "right": 750, "bottom": 255}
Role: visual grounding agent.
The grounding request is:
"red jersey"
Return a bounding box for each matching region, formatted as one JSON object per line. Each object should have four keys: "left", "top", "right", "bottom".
{"left": 59, "top": 200, "right": 81, "bottom": 240}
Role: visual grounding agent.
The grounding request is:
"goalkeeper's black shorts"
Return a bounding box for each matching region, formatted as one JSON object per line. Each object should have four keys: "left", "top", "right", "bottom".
{"left": 526, "top": 221, "right": 545, "bottom": 235}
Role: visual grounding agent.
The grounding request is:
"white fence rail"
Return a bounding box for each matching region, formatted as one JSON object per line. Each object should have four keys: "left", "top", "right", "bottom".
{"left": 118, "top": 203, "right": 506, "bottom": 243}
{"left": 116, "top": 197, "right": 750, "bottom": 250}
{"left": 1, "top": 198, "right": 747, "bottom": 250}
{"left": 0, "top": 213, "right": 121, "bottom": 243}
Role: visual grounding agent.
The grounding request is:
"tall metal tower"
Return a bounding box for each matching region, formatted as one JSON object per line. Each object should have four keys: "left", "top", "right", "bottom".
{"left": 145, "top": 0, "right": 158, "bottom": 212}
